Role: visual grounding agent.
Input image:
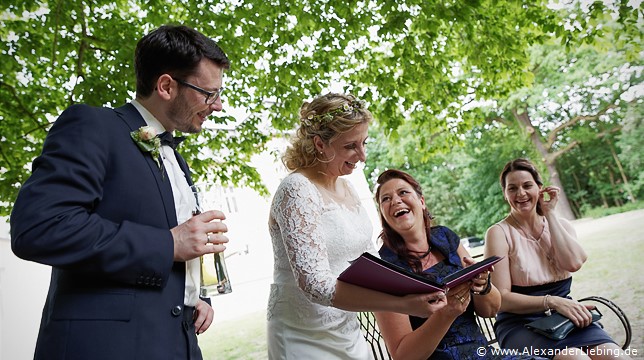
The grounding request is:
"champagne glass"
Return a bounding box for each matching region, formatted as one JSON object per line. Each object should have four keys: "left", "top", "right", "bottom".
{"left": 191, "top": 182, "right": 232, "bottom": 296}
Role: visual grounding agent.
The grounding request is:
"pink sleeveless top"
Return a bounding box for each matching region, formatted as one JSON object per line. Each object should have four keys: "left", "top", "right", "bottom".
{"left": 494, "top": 219, "right": 571, "bottom": 287}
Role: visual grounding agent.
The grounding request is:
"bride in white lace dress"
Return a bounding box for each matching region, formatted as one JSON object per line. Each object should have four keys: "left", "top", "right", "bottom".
{"left": 267, "top": 93, "right": 446, "bottom": 359}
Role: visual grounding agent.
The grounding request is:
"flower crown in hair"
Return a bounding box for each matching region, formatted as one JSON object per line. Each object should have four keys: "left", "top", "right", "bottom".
{"left": 302, "top": 99, "right": 366, "bottom": 126}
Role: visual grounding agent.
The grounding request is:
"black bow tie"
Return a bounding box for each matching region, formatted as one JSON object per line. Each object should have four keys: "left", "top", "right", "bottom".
{"left": 158, "top": 131, "right": 186, "bottom": 150}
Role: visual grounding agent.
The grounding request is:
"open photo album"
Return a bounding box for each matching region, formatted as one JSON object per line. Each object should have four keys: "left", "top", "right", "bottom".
{"left": 338, "top": 252, "right": 503, "bottom": 296}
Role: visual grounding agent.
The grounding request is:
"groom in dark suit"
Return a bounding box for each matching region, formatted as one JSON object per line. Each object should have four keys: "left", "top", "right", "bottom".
{"left": 10, "top": 25, "right": 230, "bottom": 360}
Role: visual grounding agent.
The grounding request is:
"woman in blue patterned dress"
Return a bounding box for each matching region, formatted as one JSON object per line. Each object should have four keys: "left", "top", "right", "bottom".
{"left": 373, "top": 169, "right": 540, "bottom": 360}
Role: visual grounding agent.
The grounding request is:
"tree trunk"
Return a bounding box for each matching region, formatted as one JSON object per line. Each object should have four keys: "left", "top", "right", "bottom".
{"left": 608, "top": 170, "right": 624, "bottom": 207}
{"left": 512, "top": 108, "right": 576, "bottom": 220}
{"left": 608, "top": 141, "right": 636, "bottom": 202}
{"left": 570, "top": 199, "right": 581, "bottom": 218}
{"left": 571, "top": 172, "right": 586, "bottom": 207}
{"left": 543, "top": 159, "right": 576, "bottom": 219}
{"left": 600, "top": 193, "right": 609, "bottom": 208}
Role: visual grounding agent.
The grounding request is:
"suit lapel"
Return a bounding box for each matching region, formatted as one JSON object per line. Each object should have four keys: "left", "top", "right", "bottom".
{"left": 114, "top": 104, "right": 178, "bottom": 227}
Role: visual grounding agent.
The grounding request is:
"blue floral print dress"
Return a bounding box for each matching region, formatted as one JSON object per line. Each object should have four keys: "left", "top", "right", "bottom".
{"left": 379, "top": 226, "right": 544, "bottom": 360}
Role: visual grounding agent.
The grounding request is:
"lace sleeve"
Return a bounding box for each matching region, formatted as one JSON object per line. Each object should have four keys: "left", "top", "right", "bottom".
{"left": 272, "top": 174, "right": 336, "bottom": 305}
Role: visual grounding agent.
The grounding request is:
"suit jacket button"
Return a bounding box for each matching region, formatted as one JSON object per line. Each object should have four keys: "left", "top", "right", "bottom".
{"left": 171, "top": 306, "right": 182, "bottom": 317}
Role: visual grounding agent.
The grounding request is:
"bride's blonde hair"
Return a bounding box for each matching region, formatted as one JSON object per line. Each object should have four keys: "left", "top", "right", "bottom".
{"left": 282, "top": 93, "right": 372, "bottom": 171}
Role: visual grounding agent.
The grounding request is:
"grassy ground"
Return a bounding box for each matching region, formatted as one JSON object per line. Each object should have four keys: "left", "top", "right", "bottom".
{"left": 568, "top": 210, "right": 644, "bottom": 355}
{"left": 199, "top": 309, "right": 268, "bottom": 360}
{"left": 199, "top": 209, "right": 644, "bottom": 359}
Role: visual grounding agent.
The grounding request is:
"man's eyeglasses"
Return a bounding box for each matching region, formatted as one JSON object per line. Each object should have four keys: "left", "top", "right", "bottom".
{"left": 174, "top": 78, "right": 224, "bottom": 105}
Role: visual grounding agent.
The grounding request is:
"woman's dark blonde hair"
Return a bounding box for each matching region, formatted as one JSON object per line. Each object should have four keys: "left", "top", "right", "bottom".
{"left": 282, "top": 93, "right": 372, "bottom": 171}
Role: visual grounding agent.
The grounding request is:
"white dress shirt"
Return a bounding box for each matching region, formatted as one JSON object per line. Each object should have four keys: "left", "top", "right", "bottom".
{"left": 131, "top": 100, "right": 200, "bottom": 306}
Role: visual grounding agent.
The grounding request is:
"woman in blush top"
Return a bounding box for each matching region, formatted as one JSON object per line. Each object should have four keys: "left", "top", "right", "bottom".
{"left": 485, "top": 158, "right": 630, "bottom": 360}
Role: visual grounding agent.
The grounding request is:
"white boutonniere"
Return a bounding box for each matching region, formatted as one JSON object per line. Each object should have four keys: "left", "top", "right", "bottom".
{"left": 130, "top": 126, "right": 162, "bottom": 169}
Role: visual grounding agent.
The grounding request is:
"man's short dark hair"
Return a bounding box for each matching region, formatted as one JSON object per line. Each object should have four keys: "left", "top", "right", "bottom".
{"left": 135, "top": 25, "right": 230, "bottom": 97}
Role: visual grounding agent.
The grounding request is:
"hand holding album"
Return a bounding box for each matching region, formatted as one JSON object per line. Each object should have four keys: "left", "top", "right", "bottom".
{"left": 462, "top": 256, "right": 492, "bottom": 293}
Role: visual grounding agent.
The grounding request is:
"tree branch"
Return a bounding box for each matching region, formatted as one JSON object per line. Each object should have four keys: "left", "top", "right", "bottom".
{"left": 597, "top": 125, "right": 623, "bottom": 138}
{"left": 0, "top": 81, "right": 42, "bottom": 132}
{"left": 486, "top": 115, "right": 513, "bottom": 127}
{"left": 50, "top": 0, "right": 64, "bottom": 64}
{"left": 546, "top": 140, "right": 579, "bottom": 163}
{"left": 545, "top": 90, "right": 632, "bottom": 147}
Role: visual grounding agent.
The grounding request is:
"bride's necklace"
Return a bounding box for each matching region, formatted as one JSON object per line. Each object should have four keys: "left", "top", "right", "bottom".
{"left": 313, "top": 171, "right": 344, "bottom": 196}
{"left": 315, "top": 182, "right": 347, "bottom": 201}
{"left": 311, "top": 170, "right": 359, "bottom": 209}
{"left": 509, "top": 212, "right": 542, "bottom": 240}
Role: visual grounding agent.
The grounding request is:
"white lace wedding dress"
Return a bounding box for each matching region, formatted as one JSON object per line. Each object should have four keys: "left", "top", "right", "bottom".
{"left": 267, "top": 172, "right": 376, "bottom": 359}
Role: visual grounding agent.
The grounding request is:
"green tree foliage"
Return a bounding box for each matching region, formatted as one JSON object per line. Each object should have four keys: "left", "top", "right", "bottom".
{"left": 485, "top": 36, "right": 642, "bottom": 219}
{"left": 364, "top": 121, "right": 539, "bottom": 238}
{"left": 616, "top": 102, "right": 644, "bottom": 201}
{"left": 556, "top": 133, "right": 630, "bottom": 217}
{"left": 1, "top": 0, "right": 641, "bottom": 217}
{"left": 365, "top": 13, "right": 642, "bottom": 235}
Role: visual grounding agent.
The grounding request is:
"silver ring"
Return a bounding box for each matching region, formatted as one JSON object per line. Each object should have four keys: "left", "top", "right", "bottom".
{"left": 206, "top": 233, "right": 211, "bottom": 244}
